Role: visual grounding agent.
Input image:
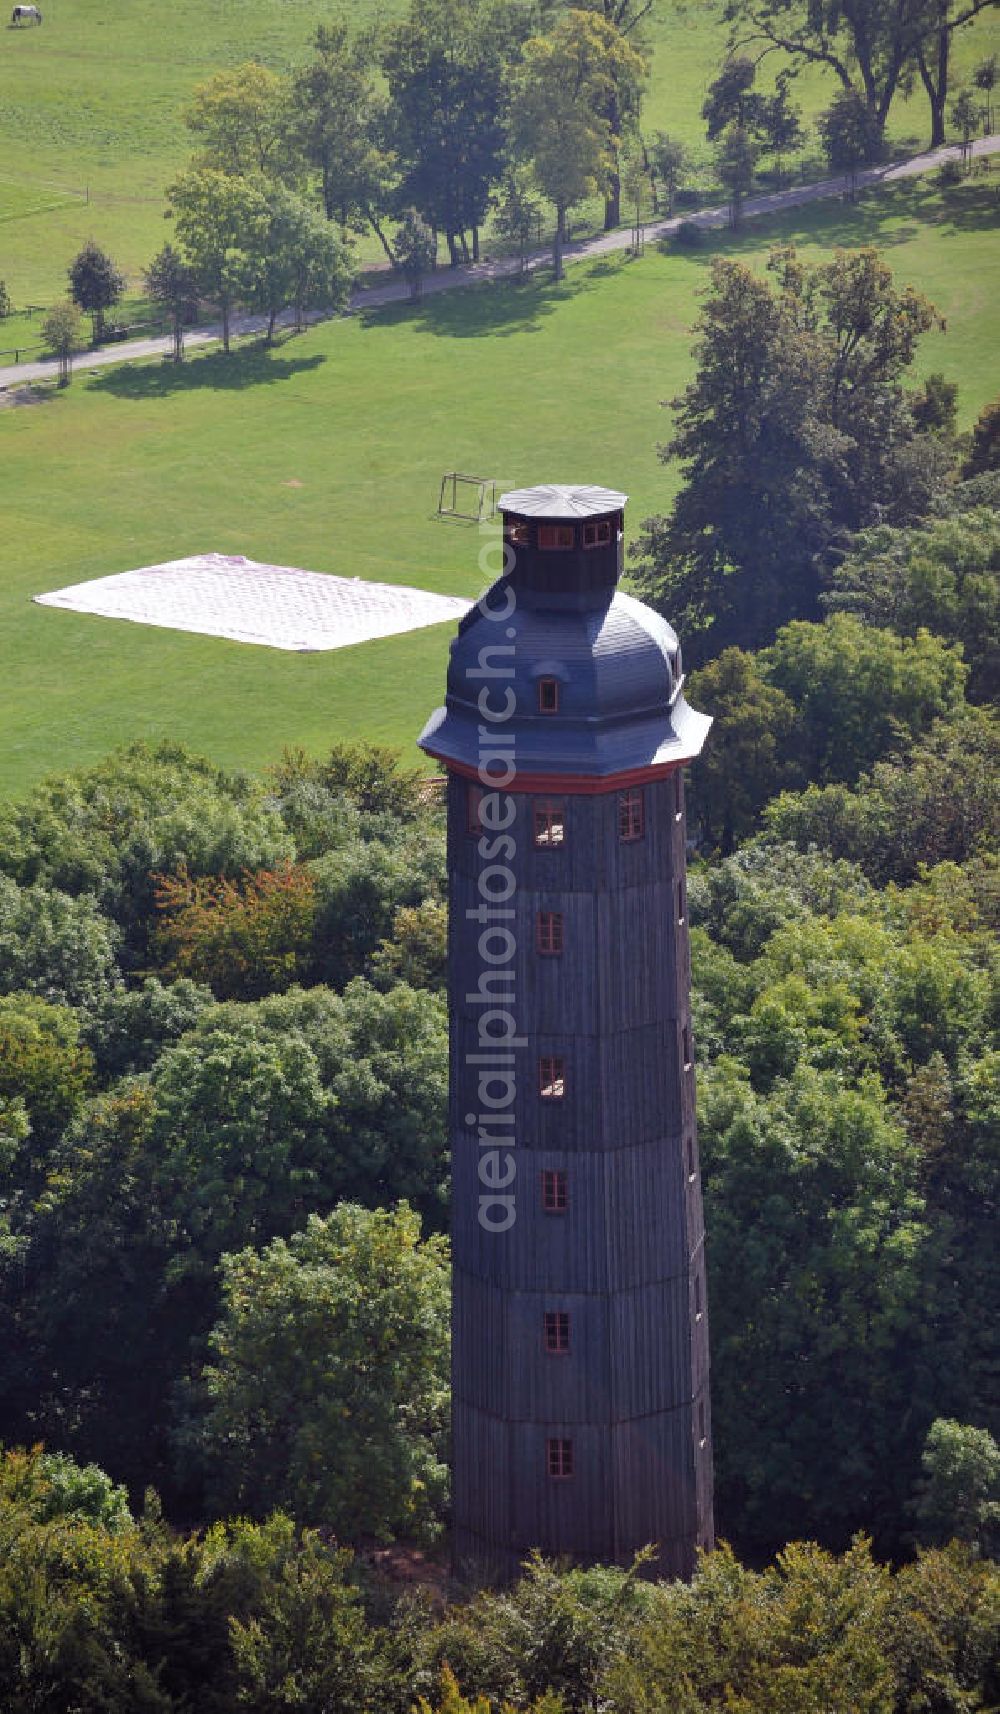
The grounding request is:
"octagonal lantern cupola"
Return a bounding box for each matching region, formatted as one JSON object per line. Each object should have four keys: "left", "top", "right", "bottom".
{"left": 419, "top": 484, "right": 711, "bottom": 788}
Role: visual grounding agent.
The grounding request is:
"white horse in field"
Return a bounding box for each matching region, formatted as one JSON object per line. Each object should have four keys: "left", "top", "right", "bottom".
{"left": 11, "top": 4, "right": 43, "bottom": 21}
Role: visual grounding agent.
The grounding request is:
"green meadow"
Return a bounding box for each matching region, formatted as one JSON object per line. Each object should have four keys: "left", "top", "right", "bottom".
{"left": 1, "top": 176, "right": 998, "bottom": 798}
{"left": 0, "top": 0, "right": 996, "bottom": 304}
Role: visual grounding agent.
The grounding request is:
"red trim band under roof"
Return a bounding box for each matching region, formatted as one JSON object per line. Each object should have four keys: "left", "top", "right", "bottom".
{"left": 426, "top": 752, "right": 685, "bottom": 794}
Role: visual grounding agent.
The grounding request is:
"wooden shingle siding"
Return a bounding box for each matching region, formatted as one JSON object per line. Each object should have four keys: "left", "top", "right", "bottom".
{"left": 613, "top": 1408, "right": 697, "bottom": 1552}
{"left": 510, "top": 1422, "right": 614, "bottom": 1558}
{"left": 447, "top": 767, "right": 712, "bottom": 1580}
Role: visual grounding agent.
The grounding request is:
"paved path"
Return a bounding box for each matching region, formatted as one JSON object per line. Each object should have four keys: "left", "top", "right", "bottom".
{"left": 1, "top": 133, "right": 996, "bottom": 393}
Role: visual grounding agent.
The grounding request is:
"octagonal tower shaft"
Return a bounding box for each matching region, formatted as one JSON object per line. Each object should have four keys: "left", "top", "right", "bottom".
{"left": 419, "top": 484, "right": 713, "bottom": 1582}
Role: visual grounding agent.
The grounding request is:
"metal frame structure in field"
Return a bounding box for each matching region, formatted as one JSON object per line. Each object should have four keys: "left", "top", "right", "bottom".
{"left": 419, "top": 482, "right": 715, "bottom": 1585}
{"left": 437, "top": 472, "right": 498, "bottom": 523}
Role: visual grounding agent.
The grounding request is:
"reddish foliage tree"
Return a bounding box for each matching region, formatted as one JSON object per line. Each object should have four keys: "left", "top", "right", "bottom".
{"left": 153, "top": 861, "right": 317, "bottom": 999}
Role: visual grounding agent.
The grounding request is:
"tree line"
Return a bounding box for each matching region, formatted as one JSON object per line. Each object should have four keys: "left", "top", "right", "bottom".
{"left": 1, "top": 243, "right": 998, "bottom": 1581}
{"left": 2, "top": 1456, "right": 998, "bottom": 1711}
{"left": 34, "top": 0, "right": 999, "bottom": 375}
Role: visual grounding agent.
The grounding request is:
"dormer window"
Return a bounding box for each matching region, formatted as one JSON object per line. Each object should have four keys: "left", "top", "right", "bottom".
{"left": 538, "top": 678, "right": 560, "bottom": 714}
{"left": 538, "top": 524, "right": 574, "bottom": 550}
{"left": 582, "top": 519, "right": 612, "bottom": 549}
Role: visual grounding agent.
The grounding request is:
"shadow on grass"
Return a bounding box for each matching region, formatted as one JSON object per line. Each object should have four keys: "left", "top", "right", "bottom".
{"left": 359, "top": 256, "right": 613, "bottom": 339}
{"left": 657, "top": 173, "right": 999, "bottom": 267}
{"left": 88, "top": 344, "right": 327, "bottom": 400}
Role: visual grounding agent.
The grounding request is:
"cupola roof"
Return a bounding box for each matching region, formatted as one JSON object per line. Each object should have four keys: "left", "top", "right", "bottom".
{"left": 418, "top": 482, "right": 711, "bottom": 787}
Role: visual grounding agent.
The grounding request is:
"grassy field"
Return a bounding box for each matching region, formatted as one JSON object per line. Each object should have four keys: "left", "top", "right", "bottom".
{"left": 0, "top": 175, "right": 997, "bottom": 799}
{"left": 0, "top": 0, "right": 997, "bottom": 304}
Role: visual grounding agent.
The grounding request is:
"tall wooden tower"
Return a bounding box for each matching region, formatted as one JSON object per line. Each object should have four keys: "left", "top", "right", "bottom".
{"left": 419, "top": 484, "right": 713, "bottom": 1581}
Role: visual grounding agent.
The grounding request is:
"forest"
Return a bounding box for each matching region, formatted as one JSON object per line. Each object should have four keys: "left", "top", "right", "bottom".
{"left": 2, "top": 249, "right": 999, "bottom": 1705}
{"left": 2, "top": 1, "right": 1000, "bottom": 1699}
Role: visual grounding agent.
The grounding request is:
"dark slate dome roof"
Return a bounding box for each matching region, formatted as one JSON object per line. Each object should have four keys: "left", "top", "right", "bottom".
{"left": 419, "top": 587, "right": 711, "bottom": 779}
{"left": 419, "top": 480, "right": 711, "bottom": 780}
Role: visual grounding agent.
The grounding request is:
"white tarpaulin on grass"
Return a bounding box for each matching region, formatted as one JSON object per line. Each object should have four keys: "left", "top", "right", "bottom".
{"left": 34, "top": 553, "right": 473, "bottom": 652}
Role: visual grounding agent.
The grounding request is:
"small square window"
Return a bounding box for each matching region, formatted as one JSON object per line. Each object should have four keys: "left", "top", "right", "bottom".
{"left": 467, "top": 783, "right": 484, "bottom": 835}
{"left": 582, "top": 519, "right": 612, "bottom": 549}
{"left": 534, "top": 799, "right": 565, "bottom": 848}
{"left": 536, "top": 911, "right": 563, "bottom": 956}
{"left": 619, "top": 788, "right": 645, "bottom": 842}
{"left": 538, "top": 524, "right": 574, "bottom": 551}
{"left": 547, "top": 1437, "right": 574, "bottom": 1478}
{"left": 539, "top": 1056, "right": 565, "bottom": 1100}
{"left": 544, "top": 1310, "right": 571, "bottom": 1353}
{"left": 505, "top": 519, "right": 531, "bottom": 547}
{"left": 538, "top": 679, "right": 560, "bottom": 714}
{"left": 542, "top": 1169, "right": 568, "bottom": 1212}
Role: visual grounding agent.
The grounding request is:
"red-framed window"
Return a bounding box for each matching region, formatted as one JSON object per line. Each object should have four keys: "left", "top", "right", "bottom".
{"left": 538, "top": 524, "right": 574, "bottom": 551}
{"left": 539, "top": 1056, "right": 565, "bottom": 1100}
{"left": 547, "top": 1437, "right": 574, "bottom": 1478}
{"left": 582, "top": 519, "right": 612, "bottom": 549}
{"left": 536, "top": 911, "right": 564, "bottom": 955}
{"left": 542, "top": 1169, "right": 568, "bottom": 1212}
{"left": 538, "top": 678, "right": 560, "bottom": 714}
{"left": 467, "top": 783, "right": 484, "bottom": 835}
{"left": 619, "top": 788, "right": 645, "bottom": 842}
{"left": 534, "top": 798, "right": 565, "bottom": 848}
{"left": 544, "top": 1310, "right": 571, "bottom": 1354}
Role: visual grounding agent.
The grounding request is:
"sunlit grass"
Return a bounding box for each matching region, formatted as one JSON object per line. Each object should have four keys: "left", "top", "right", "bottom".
{"left": 0, "top": 176, "right": 996, "bottom": 798}
{"left": 0, "top": 0, "right": 995, "bottom": 301}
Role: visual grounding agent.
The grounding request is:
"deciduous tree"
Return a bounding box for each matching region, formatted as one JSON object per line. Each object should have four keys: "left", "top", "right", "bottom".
{"left": 382, "top": 0, "right": 511, "bottom": 266}
{"left": 187, "top": 1203, "right": 450, "bottom": 1541}
{"left": 245, "top": 181, "right": 354, "bottom": 340}
{"left": 144, "top": 242, "right": 197, "bottom": 362}
{"left": 725, "top": 0, "right": 996, "bottom": 147}
{"left": 40, "top": 300, "right": 83, "bottom": 384}
{"left": 509, "top": 10, "right": 645, "bottom": 280}
{"left": 167, "top": 169, "right": 269, "bottom": 353}
{"left": 950, "top": 85, "right": 980, "bottom": 168}
{"left": 686, "top": 649, "right": 802, "bottom": 851}
{"left": 185, "top": 61, "right": 296, "bottom": 180}
{"left": 912, "top": 1418, "right": 1000, "bottom": 1551}
{"left": 68, "top": 241, "right": 124, "bottom": 343}
{"left": 818, "top": 87, "right": 881, "bottom": 196}
{"left": 823, "top": 508, "right": 1000, "bottom": 703}
{"left": 291, "top": 23, "right": 396, "bottom": 255}
{"left": 632, "top": 246, "right": 943, "bottom": 660}
{"left": 647, "top": 131, "right": 688, "bottom": 214}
